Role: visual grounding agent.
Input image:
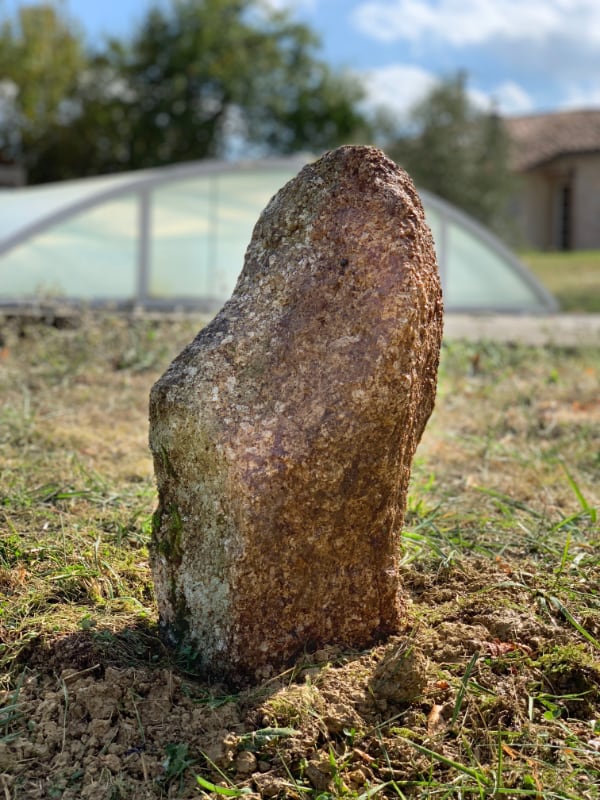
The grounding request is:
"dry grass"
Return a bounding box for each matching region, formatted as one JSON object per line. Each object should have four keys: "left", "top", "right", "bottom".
{"left": 0, "top": 312, "right": 598, "bottom": 799}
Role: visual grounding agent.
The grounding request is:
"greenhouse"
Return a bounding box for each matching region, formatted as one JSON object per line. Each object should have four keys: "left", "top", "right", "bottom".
{"left": 0, "top": 156, "right": 557, "bottom": 313}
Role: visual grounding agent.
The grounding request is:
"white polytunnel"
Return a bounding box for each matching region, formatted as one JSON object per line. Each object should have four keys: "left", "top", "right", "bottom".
{"left": 0, "top": 156, "right": 558, "bottom": 313}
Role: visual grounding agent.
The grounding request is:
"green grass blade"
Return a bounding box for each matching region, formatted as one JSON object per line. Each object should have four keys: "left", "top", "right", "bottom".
{"left": 476, "top": 487, "right": 543, "bottom": 519}
{"left": 357, "top": 785, "right": 391, "bottom": 799}
{"left": 496, "top": 729, "right": 503, "bottom": 792}
{"left": 554, "top": 530, "right": 572, "bottom": 581}
{"left": 196, "top": 750, "right": 253, "bottom": 796}
{"left": 195, "top": 775, "right": 252, "bottom": 796}
{"left": 451, "top": 650, "right": 480, "bottom": 727}
{"left": 560, "top": 460, "right": 597, "bottom": 523}
{"left": 492, "top": 790, "right": 574, "bottom": 797}
{"left": 548, "top": 594, "right": 600, "bottom": 650}
{"left": 398, "top": 737, "right": 489, "bottom": 784}
{"left": 0, "top": 670, "right": 26, "bottom": 741}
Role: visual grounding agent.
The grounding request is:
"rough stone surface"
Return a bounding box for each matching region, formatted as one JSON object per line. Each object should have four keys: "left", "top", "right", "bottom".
{"left": 149, "top": 145, "right": 443, "bottom": 686}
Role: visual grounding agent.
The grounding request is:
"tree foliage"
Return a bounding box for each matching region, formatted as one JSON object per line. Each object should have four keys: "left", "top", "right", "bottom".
{"left": 388, "top": 73, "right": 516, "bottom": 241}
{"left": 0, "top": 3, "right": 84, "bottom": 166}
{"left": 0, "top": 0, "right": 371, "bottom": 183}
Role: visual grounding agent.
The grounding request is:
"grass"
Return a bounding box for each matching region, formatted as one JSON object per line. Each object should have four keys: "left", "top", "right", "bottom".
{"left": 521, "top": 249, "right": 600, "bottom": 312}
{"left": 0, "top": 312, "right": 598, "bottom": 799}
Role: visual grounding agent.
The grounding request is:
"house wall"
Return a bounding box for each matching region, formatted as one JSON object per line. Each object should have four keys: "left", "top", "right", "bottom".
{"left": 571, "top": 153, "right": 600, "bottom": 250}
{"left": 514, "top": 153, "right": 600, "bottom": 251}
{"left": 514, "top": 173, "right": 553, "bottom": 249}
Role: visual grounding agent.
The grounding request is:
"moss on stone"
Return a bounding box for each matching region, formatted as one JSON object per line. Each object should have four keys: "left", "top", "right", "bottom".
{"left": 151, "top": 504, "right": 184, "bottom": 565}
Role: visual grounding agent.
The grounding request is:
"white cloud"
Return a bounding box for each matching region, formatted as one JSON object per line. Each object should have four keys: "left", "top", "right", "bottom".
{"left": 559, "top": 83, "right": 600, "bottom": 110}
{"left": 489, "top": 82, "right": 535, "bottom": 115}
{"left": 361, "top": 64, "right": 438, "bottom": 117}
{"left": 352, "top": 0, "right": 600, "bottom": 48}
{"left": 468, "top": 82, "right": 534, "bottom": 115}
{"left": 361, "top": 65, "right": 534, "bottom": 118}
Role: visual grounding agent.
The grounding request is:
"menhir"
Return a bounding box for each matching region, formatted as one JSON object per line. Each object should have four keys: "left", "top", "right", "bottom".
{"left": 149, "top": 145, "right": 443, "bottom": 686}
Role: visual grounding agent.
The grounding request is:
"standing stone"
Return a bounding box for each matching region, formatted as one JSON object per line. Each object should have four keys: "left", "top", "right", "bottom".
{"left": 149, "top": 145, "right": 443, "bottom": 686}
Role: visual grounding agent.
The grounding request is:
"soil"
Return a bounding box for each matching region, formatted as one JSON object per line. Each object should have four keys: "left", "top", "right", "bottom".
{"left": 2, "top": 559, "right": 599, "bottom": 799}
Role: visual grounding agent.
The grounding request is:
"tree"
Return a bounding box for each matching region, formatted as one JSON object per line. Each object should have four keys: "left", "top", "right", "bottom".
{"left": 0, "top": 2, "right": 84, "bottom": 169}
{"left": 12, "top": 0, "right": 371, "bottom": 182}
{"left": 387, "top": 73, "right": 516, "bottom": 241}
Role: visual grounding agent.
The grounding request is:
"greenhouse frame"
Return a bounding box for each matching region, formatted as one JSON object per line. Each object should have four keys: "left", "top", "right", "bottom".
{"left": 0, "top": 156, "right": 558, "bottom": 313}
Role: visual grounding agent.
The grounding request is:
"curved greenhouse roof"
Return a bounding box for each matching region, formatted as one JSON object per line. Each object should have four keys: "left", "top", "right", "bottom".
{"left": 0, "top": 156, "right": 557, "bottom": 313}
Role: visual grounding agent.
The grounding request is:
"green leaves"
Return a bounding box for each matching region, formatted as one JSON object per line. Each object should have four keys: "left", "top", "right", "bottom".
{"left": 388, "top": 72, "right": 516, "bottom": 243}
{"left": 0, "top": 4, "right": 84, "bottom": 166}
{"left": 0, "top": 0, "right": 371, "bottom": 183}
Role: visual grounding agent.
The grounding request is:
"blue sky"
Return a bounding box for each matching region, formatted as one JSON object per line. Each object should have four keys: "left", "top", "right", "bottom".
{"left": 6, "top": 0, "right": 600, "bottom": 118}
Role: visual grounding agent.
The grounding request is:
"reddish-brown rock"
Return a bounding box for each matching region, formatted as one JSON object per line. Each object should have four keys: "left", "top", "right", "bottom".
{"left": 149, "top": 145, "right": 443, "bottom": 686}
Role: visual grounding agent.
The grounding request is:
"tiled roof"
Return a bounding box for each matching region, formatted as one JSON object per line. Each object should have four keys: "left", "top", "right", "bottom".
{"left": 504, "top": 109, "right": 600, "bottom": 171}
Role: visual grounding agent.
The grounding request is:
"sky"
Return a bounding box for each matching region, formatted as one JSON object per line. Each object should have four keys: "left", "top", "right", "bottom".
{"left": 5, "top": 0, "right": 600, "bottom": 119}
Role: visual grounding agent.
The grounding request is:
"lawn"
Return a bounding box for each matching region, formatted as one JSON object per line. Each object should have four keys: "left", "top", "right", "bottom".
{"left": 521, "top": 250, "right": 600, "bottom": 313}
{"left": 0, "top": 314, "right": 598, "bottom": 799}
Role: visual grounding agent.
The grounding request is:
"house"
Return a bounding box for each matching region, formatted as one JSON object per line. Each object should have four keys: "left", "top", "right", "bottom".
{"left": 505, "top": 109, "right": 600, "bottom": 251}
